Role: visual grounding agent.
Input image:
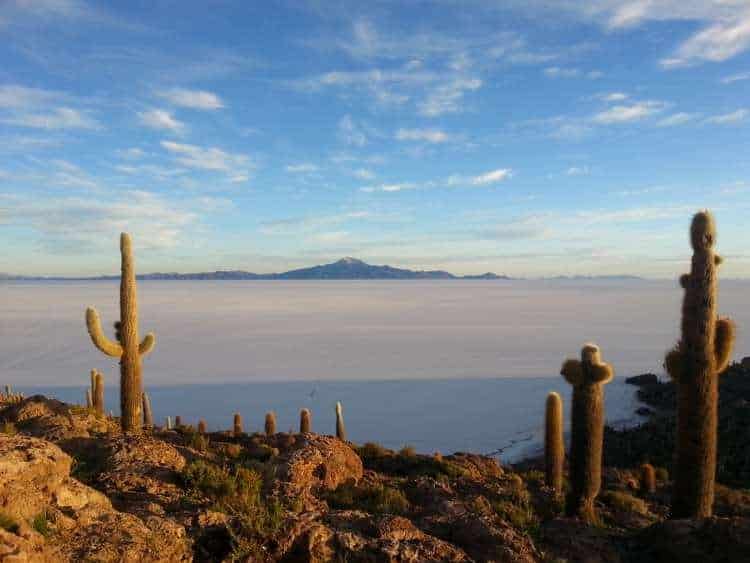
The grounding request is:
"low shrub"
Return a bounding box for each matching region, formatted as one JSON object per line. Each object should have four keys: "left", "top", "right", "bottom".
{"left": 326, "top": 482, "right": 410, "bottom": 515}
{"left": 600, "top": 490, "right": 649, "bottom": 515}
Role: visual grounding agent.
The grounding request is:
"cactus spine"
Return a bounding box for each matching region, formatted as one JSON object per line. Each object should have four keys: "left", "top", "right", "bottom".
{"left": 300, "top": 408, "right": 312, "bottom": 433}
{"left": 198, "top": 419, "right": 207, "bottom": 434}
{"left": 666, "top": 211, "right": 736, "bottom": 519}
{"left": 233, "top": 413, "right": 243, "bottom": 436}
{"left": 85, "top": 233, "right": 155, "bottom": 433}
{"left": 142, "top": 392, "right": 153, "bottom": 428}
{"left": 561, "top": 343, "right": 614, "bottom": 523}
{"left": 265, "top": 412, "right": 277, "bottom": 436}
{"left": 544, "top": 391, "right": 565, "bottom": 495}
{"left": 641, "top": 463, "right": 656, "bottom": 494}
{"left": 93, "top": 371, "right": 105, "bottom": 417}
{"left": 335, "top": 401, "right": 346, "bottom": 441}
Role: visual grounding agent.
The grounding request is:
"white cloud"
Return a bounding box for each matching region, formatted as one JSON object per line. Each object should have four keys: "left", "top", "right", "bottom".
{"left": 362, "top": 168, "right": 512, "bottom": 193}
{"left": 706, "top": 108, "right": 748, "bottom": 124}
{"left": 338, "top": 114, "right": 367, "bottom": 146}
{"left": 138, "top": 109, "right": 185, "bottom": 133}
{"left": 352, "top": 168, "right": 375, "bottom": 180}
{"left": 0, "top": 84, "right": 61, "bottom": 108}
{"left": 395, "top": 128, "right": 451, "bottom": 143}
{"left": 661, "top": 14, "right": 750, "bottom": 67}
{"left": 566, "top": 166, "right": 590, "bottom": 176}
{"left": 467, "top": 168, "right": 513, "bottom": 186}
{"left": 160, "top": 140, "right": 253, "bottom": 179}
{"left": 592, "top": 101, "right": 665, "bottom": 124}
{"left": 285, "top": 163, "right": 319, "bottom": 173}
{"left": 601, "top": 92, "right": 628, "bottom": 102}
{"left": 157, "top": 88, "right": 224, "bottom": 110}
{"left": 418, "top": 77, "right": 482, "bottom": 117}
{"left": 722, "top": 71, "right": 750, "bottom": 84}
{"left": 116, "top": 147, "right": 146, "bottom": 160}
{"left": 2, "top": 107, "right": 101, "bottom": 130}
{"left": 657, "top": 112, "right": 700, "bottom": 127}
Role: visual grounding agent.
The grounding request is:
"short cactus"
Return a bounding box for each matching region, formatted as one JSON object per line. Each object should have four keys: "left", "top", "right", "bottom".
{"left": 85, "top": 233, "right": 155, "bottom": 433}
{"left": 666, "top": 211, "right": 736, "bottom": 518}
{"left": 142, "top": 392, "right": 153, "bottom": 428}
{"left": 233, "top": 412, "right": 243, "bottom": 436}
{"left": 641, "top": 463, "right": 656, "bottom": 494}
{"left": 335, "top": 401, "right": 346, "bottom": 441}
{"left": 561, "top": 343, "right": 614, "bottom": 523}
{"left": 265, "top": 412, "right": 276, "bottom": 436}
{"left": 93, "top": 371, "right": 105, "bottom": 417}
{"left": 300, "top": 408, "right": 312, "bottom": 433}
{"left": 175, "top": 415, "right": 182, "bottom": 428}
{"left": 198, "top": 419, "right": 207, "bottom": 434}
{"left": 544, "top": 391, "right": 565, "bottom": 495}
{"left": 166, "top": 416, "right": 172, "bottom": 430}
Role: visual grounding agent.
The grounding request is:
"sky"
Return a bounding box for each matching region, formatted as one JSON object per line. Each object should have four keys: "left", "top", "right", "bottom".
{"left": 0, "top": 0, "right": 749, "bottom": 278}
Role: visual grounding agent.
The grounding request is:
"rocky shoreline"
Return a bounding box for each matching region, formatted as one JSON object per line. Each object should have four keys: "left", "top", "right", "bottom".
{"left": 0, "top": 360, "right": 749, "bottom": 562}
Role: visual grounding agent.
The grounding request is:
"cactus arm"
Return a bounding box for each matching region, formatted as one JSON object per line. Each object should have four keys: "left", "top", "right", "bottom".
{"left": 715, "top": 254, "right": 723, "bottom": 266}
{"left": 86, "top": 308, "right": 123, "bottom": 358}
{"left": 590, "top": 363, "right": 614, "bottom": 384}
{"left": 139, "top": 333, "right": 156, "bottom": 356}
{"left": 665, "top": 346, "right": 683, "bottom": 381}
{"left": 715, "top": 317, "right": 736, "bottom": 374}
{"left": 561, "top": 359, "right": 583, "bottom": 385}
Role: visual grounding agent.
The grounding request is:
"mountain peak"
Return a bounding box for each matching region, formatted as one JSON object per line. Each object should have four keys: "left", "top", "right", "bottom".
{"left": 336, "top": 257, "right": 365, "bottom": 265}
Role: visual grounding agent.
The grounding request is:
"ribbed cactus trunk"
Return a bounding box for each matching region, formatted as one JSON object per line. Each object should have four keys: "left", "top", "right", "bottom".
{"left": 544, "top": 392, "right": 564, "bottom": 495}
{"left": 166, "top": 416, "right": 172, "bottom": 430}
{"left": 233, "top": 413, "right": 243, "bottom": 436}
{"left": 85, "top": 233, "right": 155, "bottom": 434}
{"left": 142, "top": 391, "right": 153, "bottom": 428}
{"left": 198, "top": 419, "right": 207, "bottom": 434}
{"left": 667, "top": 211, "right": 735, "bottom": 519}
{"left": 335, "top": 401, "right": 346, "bottom": 441}
{"left": 300, "top": 408, "right": 311, "bottom": 433}
{"left": 265, "top": 412, "right": 276, "bottom": 436}
{"left": 85, "top": 389, "right": 93, "bottom": 409}
{"left": 90, "top": 369, "right": 96, "bottom": 404}
{"left": 561, "top": 344, "right": 614, "bottom": 523}
{"left": 94, "top": 371, "right": 105, "bottom": 417}
{"left": 641, "top": 463, "right": 656, "bottom": 494}
{"left": 175, "top": 415, "right": 182, "bottom": 428}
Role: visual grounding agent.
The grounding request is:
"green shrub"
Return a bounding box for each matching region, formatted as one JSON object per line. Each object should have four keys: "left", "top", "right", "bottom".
{"left": 326, "top": 482, "right": 410, "bottom": 515}
{"left": 32, "top": 512, "right": 51, "bottom": 537}
{"left": 655, "top": 467, "right": 669, "bottom": 482}
{"left": 601, "top": 490, "right": 648, "bottom": 515}
{"left": 0, "top": 422, "right": 17, "bottom": 435}
{"left": 187, "top": 432, "right": 209, "bottom": 452}
{"left": 357, "top": 442, "right": 389, "bottom": 458}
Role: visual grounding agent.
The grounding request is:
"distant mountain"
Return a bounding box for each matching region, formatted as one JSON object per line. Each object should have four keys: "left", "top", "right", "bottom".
{"left": 5, "top": 258, "right": 513, "bottom": 281}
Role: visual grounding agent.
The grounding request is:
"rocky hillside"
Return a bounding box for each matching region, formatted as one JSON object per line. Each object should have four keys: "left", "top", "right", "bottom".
{"left": 1, "top": 378, "right": 750, "bottom": 562}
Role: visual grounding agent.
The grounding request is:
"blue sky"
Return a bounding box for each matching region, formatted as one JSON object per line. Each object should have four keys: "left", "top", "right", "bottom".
{"left": 1, "top": 0, "right": 749, "bottom": 277}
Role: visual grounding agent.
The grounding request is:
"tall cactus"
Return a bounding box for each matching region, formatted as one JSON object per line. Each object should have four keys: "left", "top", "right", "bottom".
{"left": 335, "top": 401, "right": 346, "bottom": 441}
{"left": 300, "top": 408, "right": 312, "bottom": 433}
{"left": 640, "top": 463, "right": 656, "bottom": 494}
{"left": 93, "top": 371, "right": 105, "bottom": 417}
{"left": 142, "top": 391, "right": 153, "bottom": 428}
{"left": 85, "top": 388, "right": 93, "bottom": 409}
{"left": 265, "top": 412, "right": 277, "bottom": 436}
{"left": 85, "top": 233, "right": 155, "bottom": 432}
{"left": 561, "top": 343, "right": 614, "bottom": 523}
{"left": 198, "top": 419, "right": 207, "bottom": 434}
{"left": 545, "top": 391, "right": 565, "bottom": 495}
{"left": 233, "top": 413, "right": 243, "bottom": 436}
{"left": 666, "top": 211, "right": 736, "bottom": 518}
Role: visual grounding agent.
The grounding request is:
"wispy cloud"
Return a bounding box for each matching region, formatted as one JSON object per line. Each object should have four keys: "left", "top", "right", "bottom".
{"left": 657, "top": 112, "right": 700, "bottom": 127}
{"left": 395, "top": 128, "right": 451, "bottom": 143}
{"left": 156, "top": 88, "right": 224, "bottom": 110}
{"left": 285, "top": 163, "right": 319, "bottom": 173}
{"left": 2, "top": 106, "right": 102, "bottom": 130}
{"left": 705, "top": 108, "right": 748, "bottom": 125}
{"left": 721, "top": 71, "right": 750, "bottom": 84}
{"left": 160, "top": 140, "right": 253, "bottom": 181}
{"left": 566, "top": 166, "right": 590, "bottom": 176}
{"left": 417, "top": 77, "right": 482, "bottom": 117}
{"left": 661, "top": 14, "right": 750, "bottom": 68}
{"left": 338, "top": 114, "right": 369, "bottom": 146}
{"left": 544, "top": 67, "right": 602, "bottom": 79}
{"left": 138, "top": 109, "right": 185, "bottom": 133}
{"left": 361, "top": 168, "right": 512, "bottom": 193}
{"left": 0, "top": 84, "right": 62, "bottom": 108}
{"left": 592, "top": 100, "right": 666, "bottom": 124}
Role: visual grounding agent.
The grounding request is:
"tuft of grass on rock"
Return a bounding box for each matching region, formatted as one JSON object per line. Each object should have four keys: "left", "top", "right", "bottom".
{"left": 325, "top": 481, "right": 410, "bottom": 515}
{"left": 600, "top": 490, "right": 649, "bottom": 515}
{"left": 31, "top": 512, "right": 52, "bottom": 537}
{"left": 0, "top": 422, "right": 17, "bottom": 435}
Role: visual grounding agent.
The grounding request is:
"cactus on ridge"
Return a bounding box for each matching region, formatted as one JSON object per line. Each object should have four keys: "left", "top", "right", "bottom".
{"left": 85, "top": 389, "right": 93, "bottom": 409}
{"left": 85, "top": 233, "right": 155, "bottom": 433}
{"left": 300, "top": 408, "right": 312, "bottom": 433}
{"left": 166, "top": 416, "right": 172, "bottom": 430}
{"left": 640, "top": 463, "right": 656, "bottom": 494}
{"left": 561, "top": 343, "right": 614, "bottom": 523}
{"left": 335, "top": 401, "right": 346, "bottom": 441}
{"left": 666, "top": 211, "right": 736, "bottom": 518}
{"left": 233, "top": 413, "right": 243, "bottom": 436}
{"left": 93, "top": 371, "right": 105, "bottom": 417}
{"left": 198, "top": 419, "right": 207, "bottom": 434}
{"left": 544, "top": 391, "right": 565, "bottom": 495}
{"left": 265, "top": 412, "right": 277, "bottom": 436}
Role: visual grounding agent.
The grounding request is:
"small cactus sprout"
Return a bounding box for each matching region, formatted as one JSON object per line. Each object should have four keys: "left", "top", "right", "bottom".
{"left": 85, "top": 233, "right": 156, "bottom": 433}
{"left": 561, "top": 343, "right": 614, "bottom": 523}
{"left": 4, "top": 385, "right": 11, "bottom": 396}
{"left": 90, "top": 369, "right": 96, "bottom": 401}
{"left": 300, "top": 408, "right": 312, "bottom": 433}
{"left": 233, "top": 412, "right": 243, "bottom": 436}
{"left": 142, "top": 392, "right": 153, "bottom": 428}
{"left": 166, "top": 416, "right": 172, "bottom": 430}
{"left": 175, "top": 415, "right": 182, "bottom": 428}
{"left": 265, "top": 412, "right": 277, "bottom": 436}
{"left": 641, "top": 463, "right": 656, "bottom": 494}
{"left": 335, "top": 401, "right": 347, "bottom": 441}
{"left": 198, "top": 419, "right": 207, "bottom": 434}
{"left": 545, "top": 391, "right": 565, "bottom": 495}
{"left": 85, "top": 389, "right": 93, "bottom": 409}
{"left": 666, "top": 211, "right": 736, "bottom": 519}
{"left": 93, "top": 371, "right": 105, "bottom": 417}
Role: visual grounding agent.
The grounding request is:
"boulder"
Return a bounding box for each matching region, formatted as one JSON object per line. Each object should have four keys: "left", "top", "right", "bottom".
{"left": 0, "top": 396, "right": 111, "bottom": 442}
{"left": 625, "top": 373, "right": 659, "bottom": 386}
